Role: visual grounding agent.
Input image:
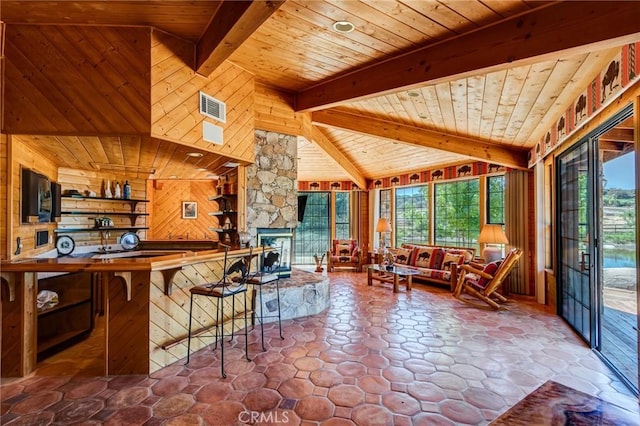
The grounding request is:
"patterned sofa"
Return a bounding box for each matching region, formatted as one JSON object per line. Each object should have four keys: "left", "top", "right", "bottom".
{"left": 389, "top": 244, "right": 476, "bottom": 290}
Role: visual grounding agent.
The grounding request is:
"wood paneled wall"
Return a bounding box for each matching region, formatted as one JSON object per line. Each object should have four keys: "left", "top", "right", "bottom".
{"left": 9, "top": 137, "right": 59, "bottom": 258}
{"left": 3, "top": 25, "right": 150, "bottom": 135}
{"left": 1, "top": 135, "right": 8, "bottom": 259}
{"left": 148, "top": 179, "right": 218, "bottom": 241}
{"left": 56, "top": 168, "right": 148, "bottom": 247}
{"left": 151, "top": 31, "right": 255, "bottom": 164}
{"left": 255, "top": 83, "right": 311, "bottom": 138}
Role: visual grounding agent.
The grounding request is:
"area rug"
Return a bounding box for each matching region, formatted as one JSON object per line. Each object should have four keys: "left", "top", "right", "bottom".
{"left": 490, "top": 380, "right": 640, "bottom": 425}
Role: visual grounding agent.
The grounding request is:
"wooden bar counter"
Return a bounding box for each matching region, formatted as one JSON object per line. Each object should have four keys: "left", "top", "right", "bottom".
{"left": 0, "top": 246, "right": 259, "bottom": 377}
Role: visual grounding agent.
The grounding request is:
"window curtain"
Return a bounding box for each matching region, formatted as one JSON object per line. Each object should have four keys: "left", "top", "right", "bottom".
{"left": 505, "top": 170, "right": 530, "bottom": 294}
{"left": 350, "top": 190, "right": 366, "bottom": 249}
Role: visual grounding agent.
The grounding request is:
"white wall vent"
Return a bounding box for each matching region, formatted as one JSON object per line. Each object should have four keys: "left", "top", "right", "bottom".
{"left": 203, "top": 121, "right": 223, "bottom": 145}
{"left": 199, "top": 91, "right": 226, "bottom": 123}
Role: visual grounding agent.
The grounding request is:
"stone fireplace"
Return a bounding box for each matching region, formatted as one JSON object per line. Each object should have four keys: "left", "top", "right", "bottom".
{"left": 246, "top": 130, "right": 298, "bottom": 249}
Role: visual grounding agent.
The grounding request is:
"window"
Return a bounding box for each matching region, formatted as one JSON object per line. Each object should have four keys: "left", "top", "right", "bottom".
{"left": 294, "top": 192, "right": 330, "bottom": 265}
{"left": 335, "top": 192, "right": 350, "bottom": 239}
{"left": 434, "top": 179, "right": 480, "bottom": 250}
{"left": 395, "top": 185, "right": 429, "bottom": 246}
{"left": 487, "top": 175, "right": 505, "bottom": 224}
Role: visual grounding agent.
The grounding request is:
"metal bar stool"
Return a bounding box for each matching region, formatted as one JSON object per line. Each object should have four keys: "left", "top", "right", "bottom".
{"left": 248, "top": 242, "right": 284, "bottom": 351}
{"left": 186, "top": 244, "right": 252, "bottom": 378}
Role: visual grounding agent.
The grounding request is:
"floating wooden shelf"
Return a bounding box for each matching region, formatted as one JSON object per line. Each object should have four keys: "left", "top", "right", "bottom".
{"left": 54, "top": 227, "right": 149, "bottom": 234}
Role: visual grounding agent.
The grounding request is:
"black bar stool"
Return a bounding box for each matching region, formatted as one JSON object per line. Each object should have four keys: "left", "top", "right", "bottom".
{"left": 186, "top": 244, "right": 252, "bottom": 378}
{"left": 248, "top": 242, "right": 284, "bottom": 351}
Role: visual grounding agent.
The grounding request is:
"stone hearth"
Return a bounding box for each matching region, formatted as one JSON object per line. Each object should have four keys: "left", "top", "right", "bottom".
{"left": 253, "top": 268, "right": 329, "bottom": 323}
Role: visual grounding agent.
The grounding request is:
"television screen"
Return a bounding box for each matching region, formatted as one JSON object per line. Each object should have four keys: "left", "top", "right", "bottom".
{"left": 21, "top": 168, "right": 52, "bottom": 223}
{"left": 297, "top": 194, "right": 308, "bottom": 222}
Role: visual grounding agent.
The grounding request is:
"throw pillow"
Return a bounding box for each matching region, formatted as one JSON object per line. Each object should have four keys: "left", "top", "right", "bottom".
{"left": 442, "top": 253, "right": 464, "bottom": 271}
{"left": 389, "top": 248, "right": 412, "bottom": 265}
{"left": 476, "top": 260, "right": 502, "bottom": 289}
{"left": 335, "top": 244, "right": 352, "bottom": 257}
{"left": 414, "top": 247, "right": 445, "bottom": 269}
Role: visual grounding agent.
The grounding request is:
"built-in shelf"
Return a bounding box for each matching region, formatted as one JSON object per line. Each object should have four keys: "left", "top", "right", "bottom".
{"left": 55, "top": 227, "right": 149, "bottom": 234}
{"left": 61, "top": 211, "right": 149, "bottom": 226}
{"left": 208, "top": 211, "right": 237, "bottom": 216}
{"left": 59, "top": 193, "right": 149, "bottom": 230}
{"left": 208, "top": 228, "right": 236, "bottom": 233}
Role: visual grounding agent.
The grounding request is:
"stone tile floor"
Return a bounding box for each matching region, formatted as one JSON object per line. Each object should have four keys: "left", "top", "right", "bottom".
{"left": 2, "top": 271, "right": 639, "bottom": 425}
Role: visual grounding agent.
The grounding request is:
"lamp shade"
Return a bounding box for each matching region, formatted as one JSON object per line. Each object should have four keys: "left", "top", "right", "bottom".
{"left": 376, "top": 218, "right": 392, "bottom": 233}
{"left": 477, "top": 224, "right": 509, "bottom": 244}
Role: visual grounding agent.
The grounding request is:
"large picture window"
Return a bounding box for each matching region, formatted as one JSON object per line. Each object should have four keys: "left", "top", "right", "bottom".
{"left": 294, "top": 192, "right": 330, "bottom": 265}
{"left": 395, "top": 185, "right": 429, "bottom": 246}
{"left": 335, "top": 192, "right": 350, "bottom": 239}
{"left": 487, "top": 175, "right": 505, "bottom": 224}
{"left": 434, "top": 179, "right": 480, "bottom": 250}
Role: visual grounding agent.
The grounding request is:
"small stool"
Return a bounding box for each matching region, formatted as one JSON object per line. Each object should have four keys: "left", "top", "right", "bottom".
{"left": 186, "top": 245, "right": 252, "bottom": 378}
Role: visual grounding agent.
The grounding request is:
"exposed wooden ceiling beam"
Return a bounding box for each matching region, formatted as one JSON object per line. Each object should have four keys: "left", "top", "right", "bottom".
{"left": 312, "top": 110, "right": 528, "bottom": 170}
{"left": 196, "top": 0, "right": 284, "bottom": 76}
{"left": 311, "top": 126, "right": 367, "bottom": 190}
{"left": 296, "top": 1, "right": 640, "bottom": 111}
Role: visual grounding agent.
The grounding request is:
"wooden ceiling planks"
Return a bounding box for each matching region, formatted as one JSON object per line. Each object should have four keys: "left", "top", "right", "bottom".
{"left": 0, "top": 1, "right": 219, "bottom": 42}
{"left": 2, "top": 1, "right": 638, "bottom": 185}
{"left": 526, "top": 48, "right": 621, "bottom": 146}
{"left": 294, "top": 1, "right": 640, "bottom": 111}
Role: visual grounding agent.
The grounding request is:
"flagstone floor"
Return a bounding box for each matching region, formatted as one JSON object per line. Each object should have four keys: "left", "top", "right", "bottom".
{"left": 2, "top": 271, "right": 639, "bottom": 425}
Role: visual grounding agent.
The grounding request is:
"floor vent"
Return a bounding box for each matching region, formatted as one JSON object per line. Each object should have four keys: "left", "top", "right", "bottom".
{"left": 199, "top": 92, "right": 226, "bottom": 123}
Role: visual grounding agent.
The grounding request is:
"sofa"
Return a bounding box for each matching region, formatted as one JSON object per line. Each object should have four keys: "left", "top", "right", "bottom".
{"left": 388, "top": 244, "right": 476, "bottom": 291}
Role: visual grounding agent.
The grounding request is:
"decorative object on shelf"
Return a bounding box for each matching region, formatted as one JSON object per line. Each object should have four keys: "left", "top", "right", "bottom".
{"left": 376, "top": 218, "right": 392, "bottom": 250}
{"left": 182, "top": 201, "right": 197, "bottom": 219}
{"left": 120, "top": 232, "right": 140, "bottom": 250}
{"left": 238, "top": 231, "right": 251, "bottom": 248}
{"left": 123, "top": 180, "right": 131, "bottom": 199}
{"left": 477, "top": 224, "right": 509, "bottom": 263}
{"left": 313, "top": 253, "right": 325, "bottom": 272}
{"left": 104, "top": 179, "right": 112, "bottom": 198}
{"left": 95, "top": 217, "right": 114, "bottom": 228}
{"left": 114, "top": 181, "right": 121, "bottom": 199}
{"left": 87, "top": 190, "right": 97, "bottom": 197}
{"left": 56, "top": 235, "right": 75, "bottom": 256}
{"left": 216, "top": 178, "right": 223, "bottom": 196}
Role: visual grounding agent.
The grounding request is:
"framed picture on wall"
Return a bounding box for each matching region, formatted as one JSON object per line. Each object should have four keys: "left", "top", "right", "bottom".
{"left": 182, "top": 201, "right": 197, "bottom": 219}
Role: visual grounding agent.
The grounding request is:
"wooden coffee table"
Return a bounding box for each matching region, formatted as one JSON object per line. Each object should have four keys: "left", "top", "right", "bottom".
{"left": 367, "top": 264, "right": 420, "bottom": 293}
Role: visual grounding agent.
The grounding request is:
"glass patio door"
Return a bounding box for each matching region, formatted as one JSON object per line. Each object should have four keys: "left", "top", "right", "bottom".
{"left": 557, "top": 140, "right": 595, "bottom": 343}
{"left": 596, "top": 106, "right": 637, "bottom": 393}
{"left": 557, "top": 104, "right": 638, "bottom": 394}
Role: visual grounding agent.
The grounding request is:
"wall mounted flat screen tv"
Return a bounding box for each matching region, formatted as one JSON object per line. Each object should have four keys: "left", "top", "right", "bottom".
{"left": 21, "top": 168, "right": 53, "bottom": 223}
{"left": 297, "top": 194, "right": 308, "bottom": 222}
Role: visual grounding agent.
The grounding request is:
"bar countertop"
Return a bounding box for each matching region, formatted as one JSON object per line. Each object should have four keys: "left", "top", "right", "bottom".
{"left": 0, "top": 246, "right": 258, "bottom": 273}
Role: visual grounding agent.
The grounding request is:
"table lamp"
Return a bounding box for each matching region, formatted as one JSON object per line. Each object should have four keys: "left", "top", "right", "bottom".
{"left": 477, "top": 224, "right": 509, "bottom": 263}
{"left": 376, "top": 218, "right": 392, "bottom": 251}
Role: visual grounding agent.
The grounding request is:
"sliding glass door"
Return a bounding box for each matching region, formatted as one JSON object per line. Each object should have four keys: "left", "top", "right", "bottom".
{"left": 557, "top": 139, "right": 595, "bottom": 342}
{"left": 557, "top": 104, "right": 638, "bottom": 394}
{"left": 597, "top": 107, "right": 637, "bottom": 392}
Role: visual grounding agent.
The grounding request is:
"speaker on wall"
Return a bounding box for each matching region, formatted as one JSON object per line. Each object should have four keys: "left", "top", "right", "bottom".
{"left": 50, "top": 181, "right": 61, "bottom": 220}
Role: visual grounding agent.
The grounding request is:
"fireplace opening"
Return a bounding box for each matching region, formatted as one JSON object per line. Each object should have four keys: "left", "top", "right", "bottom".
{"left": 256, "top": 228, "right": 293, "bottom": 278}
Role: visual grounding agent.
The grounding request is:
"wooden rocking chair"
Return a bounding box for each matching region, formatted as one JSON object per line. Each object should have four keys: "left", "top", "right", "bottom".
{"left": 454, "top": 248, "right": 523, "bottom": 310}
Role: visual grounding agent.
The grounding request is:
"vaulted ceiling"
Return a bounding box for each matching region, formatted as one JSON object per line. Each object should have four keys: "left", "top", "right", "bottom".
{"left": 3, "top": 1, "right": 640, "bottom": 183}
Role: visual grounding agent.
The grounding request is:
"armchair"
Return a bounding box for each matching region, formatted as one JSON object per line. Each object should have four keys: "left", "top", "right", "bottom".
{"left": 327, "top": 239, "right": 362, "bottom": 272}
{"left": 454, "top": 248, "right": 522, "bottom": 310}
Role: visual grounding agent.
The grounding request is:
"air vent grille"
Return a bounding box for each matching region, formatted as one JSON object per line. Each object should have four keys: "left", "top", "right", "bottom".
{"left": 199, "top": 92, "right": 226, "bottom": 123}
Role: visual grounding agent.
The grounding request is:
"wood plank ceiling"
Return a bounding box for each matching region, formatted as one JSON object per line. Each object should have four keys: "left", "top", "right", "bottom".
{"left": 2, "top": 1, "right": 639, "bottom": 182}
